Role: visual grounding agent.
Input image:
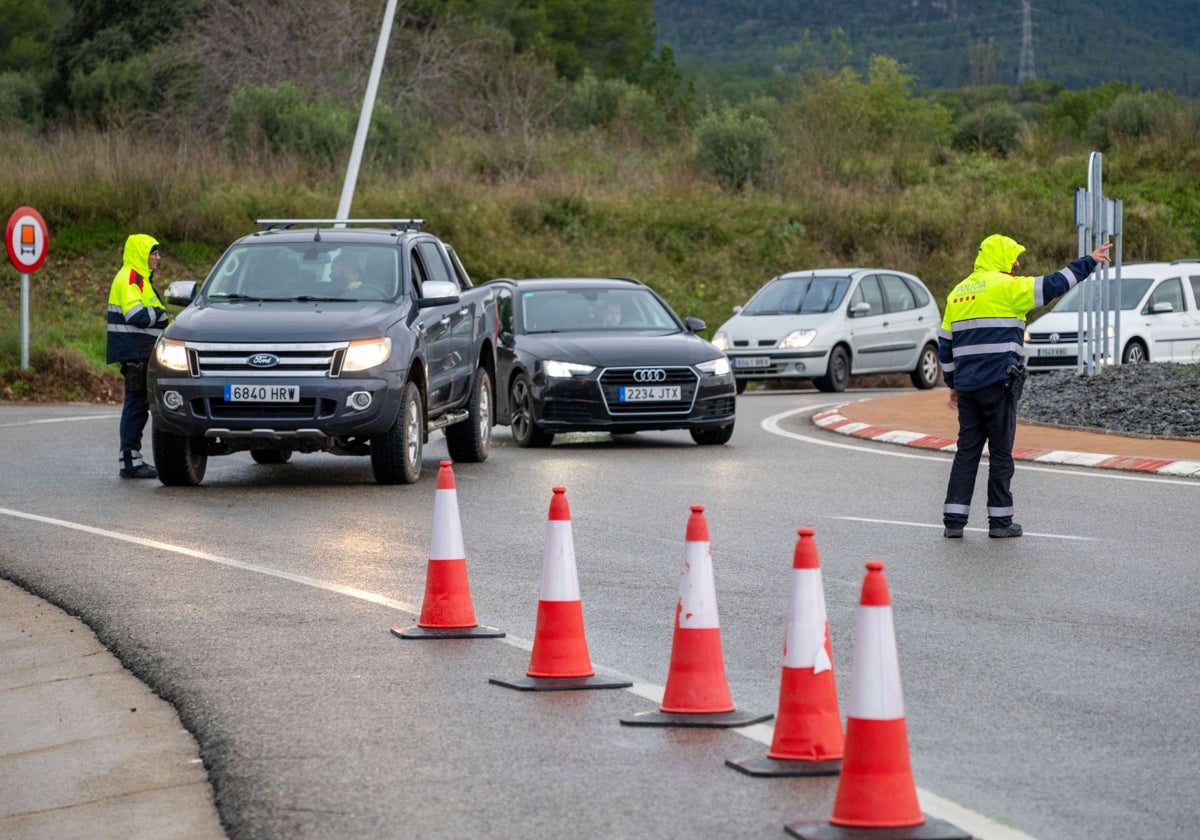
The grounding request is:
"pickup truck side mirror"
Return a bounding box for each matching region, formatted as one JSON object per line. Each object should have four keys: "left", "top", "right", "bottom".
{"left": 684, "top": 316, "right": 707, "bottom": 333}
{"left": 164, "top": 280, "right": 198, "bottom": 306}
{"left": 416, "top": 280, "right": 461, "bottom": 307}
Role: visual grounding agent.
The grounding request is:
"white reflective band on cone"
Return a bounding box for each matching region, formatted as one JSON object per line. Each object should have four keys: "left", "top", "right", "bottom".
{"left": 847, "top": 605, "right": 905, "bottom": 720}
{"left": 539, "top": 519, "right": 581, "bottom": 601}
{"left": 782, "top": 567, "right": 832, "bottom": 673}
{"left": 429, "top": 489, "right": 465, "bottom": 560}
{"left": 677, "top": 538, "right": 720, "bottom": 628}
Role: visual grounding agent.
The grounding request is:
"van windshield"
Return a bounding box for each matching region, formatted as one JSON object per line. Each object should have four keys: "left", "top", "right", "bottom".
{"left": 743, "top": 275, "right": 851, "bottom": 315}
{"left": 1052, "top": 277, "right": 1152, "bottom": 312}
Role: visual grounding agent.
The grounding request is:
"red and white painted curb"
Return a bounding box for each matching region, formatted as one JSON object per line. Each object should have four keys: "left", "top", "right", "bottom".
{"left": 814, "top": 403, "right": 1200, "bottom": 478}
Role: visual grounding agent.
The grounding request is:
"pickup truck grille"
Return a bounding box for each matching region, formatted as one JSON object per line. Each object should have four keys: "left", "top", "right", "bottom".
{"left": 183, "top": 342, "right": 347, "bottom": 378}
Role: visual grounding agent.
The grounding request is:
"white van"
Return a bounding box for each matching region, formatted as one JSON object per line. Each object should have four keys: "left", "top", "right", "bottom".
{"left": 1024, "top": 260, "right": 1200, "bottom": 370}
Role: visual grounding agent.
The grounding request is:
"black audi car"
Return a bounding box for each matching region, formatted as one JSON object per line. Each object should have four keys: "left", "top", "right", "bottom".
{"left": 484, "top": 277, "right": 737, "bottom": 447}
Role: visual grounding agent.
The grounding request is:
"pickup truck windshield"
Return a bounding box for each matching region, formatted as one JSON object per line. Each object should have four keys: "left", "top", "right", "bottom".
{"left": 205, "top": 243, "right": 402, "bottom": 301}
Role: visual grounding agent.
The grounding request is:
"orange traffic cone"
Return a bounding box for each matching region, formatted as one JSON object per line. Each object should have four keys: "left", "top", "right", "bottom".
{"left": 785, "top": 561, "right": 969, "bottom": 840}
{"left": 490, "top": 487, "right": 631, "bottom": 691}
{"left": 728, "top": 527, "right": 843, "bottom": 776}
{"left": 621, "top": 505, "right": 771, "bottom": 728}
{"left": 393, "top": 461, "right": 504, "bottom": 639}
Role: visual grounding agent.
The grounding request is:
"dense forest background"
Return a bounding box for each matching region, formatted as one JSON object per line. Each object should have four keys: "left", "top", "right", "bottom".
{"left": 1, "top": 0, "right": 1198, "bottom": 400}
{"left": 655, "top": 0, "right": 1200, "bottom": 96}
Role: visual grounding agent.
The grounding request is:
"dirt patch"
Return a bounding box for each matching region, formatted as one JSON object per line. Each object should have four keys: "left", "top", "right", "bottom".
{"left": 1, "top": 348, "right": 120, "bottom": 404}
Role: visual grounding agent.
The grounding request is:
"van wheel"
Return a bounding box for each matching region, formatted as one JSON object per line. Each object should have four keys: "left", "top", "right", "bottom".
{"left": 815, "top": 346, "right": 850, "bottom": 392}
{"left": 371, "top": 381, "right": 423, "bottom": 484}
{"left": 910, "top": 343, "right": 940, "bottom": 389}
{"left": 1122, "top": 340, "right": 1148, "bottom": 364}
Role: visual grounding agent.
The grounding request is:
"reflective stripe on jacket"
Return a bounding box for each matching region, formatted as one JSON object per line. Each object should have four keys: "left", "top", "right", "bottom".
{"left": 937, "top": 234, "right": 1097, "bottom": 392}
{"left": 106, "top": 233, "right": 169, "bottom": 364}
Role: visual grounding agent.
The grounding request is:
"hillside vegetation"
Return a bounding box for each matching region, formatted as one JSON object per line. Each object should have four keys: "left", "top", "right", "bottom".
{"left": 2, "top": 1, "right": 1198, "bottom": 401}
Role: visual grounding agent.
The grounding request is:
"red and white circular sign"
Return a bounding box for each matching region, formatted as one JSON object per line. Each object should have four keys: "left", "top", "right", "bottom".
{"left": 6, "top": 206, "right": 49, "bottom": 274}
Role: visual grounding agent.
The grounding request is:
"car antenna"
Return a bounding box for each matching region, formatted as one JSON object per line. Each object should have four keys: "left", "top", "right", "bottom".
{"left": 313, "top": 228, "right": 322, "bottom": 242}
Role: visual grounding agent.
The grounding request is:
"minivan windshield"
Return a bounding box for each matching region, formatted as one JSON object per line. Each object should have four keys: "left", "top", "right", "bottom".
{"left": 743, "top": 275, "right": 851, "bottom": 315}
{"left": 1052, "top": 276, "right": 1153, "bottom": 312}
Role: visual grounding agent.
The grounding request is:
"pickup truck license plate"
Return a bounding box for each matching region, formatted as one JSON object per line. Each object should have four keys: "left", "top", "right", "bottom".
{"left": 733, "top": 356, "right": 771, "bottom": 369}
{"left": 619, "top": 385, "right": 681, "bottom": 402}
{"left": 1034, "top": 346, "right": 1074, "bottom": 357}
{"left": 224, "top": 384, "right": 299, "bottom": 402}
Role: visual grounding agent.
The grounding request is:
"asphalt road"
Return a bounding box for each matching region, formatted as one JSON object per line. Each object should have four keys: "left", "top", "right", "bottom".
{"left": 2, "top": 391, "right": 1197, "bottom": 840}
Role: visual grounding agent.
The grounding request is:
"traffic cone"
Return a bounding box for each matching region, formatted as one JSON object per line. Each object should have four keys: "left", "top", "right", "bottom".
{"left": 785, "top": 561, "right": 970, "bottom": 840}
{"left": 727, "top": 527, "right": 843, "bottom": 776}
{"left": 489, "top": 487, "right": 631, "bottom": 691}
{"left": 393, "top": 461, "right": 504, "bottom": 639}
{"left": 621, "top": 505, "right": 771, "bottom": 728}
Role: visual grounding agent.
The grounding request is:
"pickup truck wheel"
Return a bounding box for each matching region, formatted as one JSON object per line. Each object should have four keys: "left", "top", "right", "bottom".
{"left": 371, "top": 381, "right": 423, "bottom": 484}
{"left": 250, "top": 449, "right": 292, "bottom": 465}
{"left": 690, "top": 423, "right": 735, "bottom": 445}
{"left": 153, "top": 428, "right": 207, "bottom": 486}
{"left": 510, "top": 374, "right": 553, "bottom": 448}
{"left": 444, "top": 369, "right": 492, "bottom": 463}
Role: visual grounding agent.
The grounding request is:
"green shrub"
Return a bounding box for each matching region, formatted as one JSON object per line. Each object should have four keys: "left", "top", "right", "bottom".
{"left": 0, "top": 71, "right": 43, "bottom": 127}
{"left": 694, "top": 105, "right": 781, "bottom": 191}
{"left": 226, "top": 82, "right": 354, "bottom": 165}
{"left": 953, "top": 102, "right": 1024, "bottom": 156}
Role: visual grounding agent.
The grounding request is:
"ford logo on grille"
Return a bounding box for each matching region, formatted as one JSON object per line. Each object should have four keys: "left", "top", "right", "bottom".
{"left": 248, "top": 353, "right": 279, "bottom": 368}
{"left": 632, "top": 368, "right": 667, "bottom": 383}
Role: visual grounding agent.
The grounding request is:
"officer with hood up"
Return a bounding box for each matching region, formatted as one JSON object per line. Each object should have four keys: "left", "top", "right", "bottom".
{"left": 938, "top": 234, "right": 1112, "bottom": 538}
{"left": 106, "top": 233, "right": 170, "bottom": 478}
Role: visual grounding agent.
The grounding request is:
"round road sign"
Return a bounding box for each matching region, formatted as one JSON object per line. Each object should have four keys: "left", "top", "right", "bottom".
{"left": 6, "top": 207, "right": 49, "bottom": 274}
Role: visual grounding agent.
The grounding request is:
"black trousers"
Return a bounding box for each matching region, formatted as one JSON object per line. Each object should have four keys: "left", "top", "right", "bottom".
{"left": 942, "top": 380, "right": 1016, "bottom": 529}
{"left": 119, "top": 359, "right": 150, "bottom": 454}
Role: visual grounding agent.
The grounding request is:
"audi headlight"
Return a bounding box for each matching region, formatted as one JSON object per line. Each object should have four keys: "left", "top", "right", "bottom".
{"left": 343, "top": 337, "right": 392, "bottom": 371}
{"left": 544, "top": 359, "right": 596, "bottom": 378}
{"left": 779, "top": 329, "right": 817, "bottom": 349}
{"left": 696, "top": 357, "right": 731, "bottom": 376}
{"left": 711, "top": 331, "right": 730, "bottom": 352}
{"left": 155, "top": 338, "right": 189, "bottom": 372}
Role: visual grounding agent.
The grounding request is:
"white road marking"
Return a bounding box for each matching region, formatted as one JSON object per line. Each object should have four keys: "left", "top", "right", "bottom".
{"left": 0, "top": 503, "right": 1035, "bottom": 839}
{"left": 832, "top": 515, "right": 1101, "bottom": 542}
{"left": 0, "top": 413, "right": 120, "bottom": 428}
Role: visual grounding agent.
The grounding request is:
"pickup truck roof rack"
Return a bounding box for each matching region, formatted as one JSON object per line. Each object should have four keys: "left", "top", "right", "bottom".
{"left": 256, "top": 219, "right": 426, "bottom": 232}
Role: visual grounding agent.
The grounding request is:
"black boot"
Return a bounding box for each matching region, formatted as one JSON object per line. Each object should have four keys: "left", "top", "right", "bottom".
{"left": 120, "top": 450, "right": 158, "bottom": 479}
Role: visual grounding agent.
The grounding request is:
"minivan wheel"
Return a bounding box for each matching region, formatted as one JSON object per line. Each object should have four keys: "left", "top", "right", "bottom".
{"left": 910, "top": 343, "right": 940, "bottom": 389}
{"left": 814, "top": 346, "right": 850, "bottom": 392}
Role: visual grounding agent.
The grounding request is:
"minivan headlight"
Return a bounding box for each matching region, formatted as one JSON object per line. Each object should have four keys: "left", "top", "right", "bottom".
{"left": 155, "top": 338, "right": 189, "bottom": 371}
{"left": 779, "top": 330, "right": 817, "bottom": 349}
{"left": 711, "top": 331, "right": 730, "bottom": 352}
{"left": 343, "top": 337, "right": 392, "bottom": 371}
{"left": 697, "top": 357, "right": 731, "bottom": 376}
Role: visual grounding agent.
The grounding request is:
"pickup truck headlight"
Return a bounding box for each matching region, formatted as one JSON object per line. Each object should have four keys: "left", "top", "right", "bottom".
{"left": 779, "top": 329, "right": 817, "bottom": 349}
{"left": 544, "top": 359, "right": 596, "bottom": 378}
{"left": 696, "top": 357, "right": 731, "bottom": 376}
{"left": 155, "top": 338, "right": 189, "bottom": 372}
{"left": 711, "top": 331, "right": 730, "bottom": 351}
{"left": 343, "top": 337, "right": 392, "bottom": 371}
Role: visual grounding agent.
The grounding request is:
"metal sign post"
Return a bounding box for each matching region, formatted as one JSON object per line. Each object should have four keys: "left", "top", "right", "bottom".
{"left": 5, "top": 206, "right": 49, "bottom": 371}
{"left": 1073, "top": 153, "right": 1123, "bottom": 377}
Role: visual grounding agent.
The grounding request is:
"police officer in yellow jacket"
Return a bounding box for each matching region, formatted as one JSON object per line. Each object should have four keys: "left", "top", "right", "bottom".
{"left": 938, "top": 234, "right": 1112, "bottom": 538}
{"left": 106, "top": 234, "right": 170, "bottom": 478}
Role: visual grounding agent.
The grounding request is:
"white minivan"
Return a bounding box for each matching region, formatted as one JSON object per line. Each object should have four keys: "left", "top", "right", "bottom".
{"left": 1024, "top": 260, "right": 1200, "bottom": 370}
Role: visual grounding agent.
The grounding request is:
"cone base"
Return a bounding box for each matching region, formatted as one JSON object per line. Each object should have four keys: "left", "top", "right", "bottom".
{"left": 620, "top": 709, "right": 772, "bottom": 728}
{"left": 725, "top": 755, "right": 841, "bottom": 777}
{"left": 488, "top": 674, "right": 632, "bottom": 692}
{"left": 392, "top": 624, "right": 505, "bottom": 640}
{"left": 784, "top": 816, "right": 971, "bottom": 840}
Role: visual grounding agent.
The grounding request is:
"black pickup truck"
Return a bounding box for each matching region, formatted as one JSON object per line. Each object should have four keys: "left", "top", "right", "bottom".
{"left": 147, "top": 219, "right": 497, "bottom": 486}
